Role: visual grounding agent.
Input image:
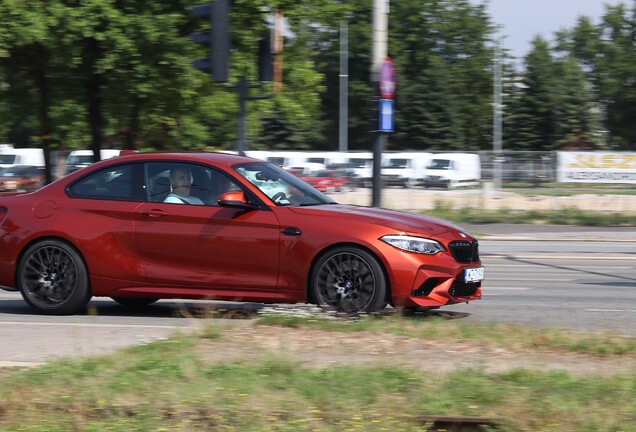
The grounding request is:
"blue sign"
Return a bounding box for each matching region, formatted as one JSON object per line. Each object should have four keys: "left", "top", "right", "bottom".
{"left": 379, "top": 99, "right": 394, "bottom": 132}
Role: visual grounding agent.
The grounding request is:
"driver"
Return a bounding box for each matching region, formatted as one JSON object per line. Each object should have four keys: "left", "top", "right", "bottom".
{"left": 164, "top": 167, "right": 204, "bottom": 205}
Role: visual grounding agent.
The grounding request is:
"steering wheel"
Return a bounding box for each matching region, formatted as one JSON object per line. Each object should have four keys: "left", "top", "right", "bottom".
{"left": 271, "top": 192, "right": 287, "bottom": 203}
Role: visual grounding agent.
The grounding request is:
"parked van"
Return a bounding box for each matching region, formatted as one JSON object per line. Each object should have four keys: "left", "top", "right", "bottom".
{"left": 303, "top": 151, "right": 347, "bottom": 167}
{"left": 421, "top": 153, "right": 481, "bottom": 189}
{"left": 345, "top": 152, "right": 373, "bottom": 188}
{"left": 382, "top": 152, "right": 432, "bottom": 188}
{"left": 263, "top": 151, "right": 307, "bottom": 169}
{"left": 65, "top": 149, "right": 120, "bottom": 174}
{"left": 0, "top": 148, "right": 45, "bottom": 168}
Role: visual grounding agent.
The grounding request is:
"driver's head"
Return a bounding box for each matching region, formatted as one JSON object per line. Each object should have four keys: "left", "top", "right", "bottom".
{"left": 170, "top": 167, "right": 193, "bottom": 196}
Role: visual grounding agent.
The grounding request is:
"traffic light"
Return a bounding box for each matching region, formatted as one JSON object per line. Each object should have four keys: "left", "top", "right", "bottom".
{"left": 258, "top": 32, "right": 273, "bottom": 82}
{"left": 190, "top": 0, "right": 229, "bottom": 82}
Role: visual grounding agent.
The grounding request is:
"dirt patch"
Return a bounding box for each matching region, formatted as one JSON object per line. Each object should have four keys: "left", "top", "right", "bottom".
{"left": 196, "top": 325, "right": 636, "bottom": 377}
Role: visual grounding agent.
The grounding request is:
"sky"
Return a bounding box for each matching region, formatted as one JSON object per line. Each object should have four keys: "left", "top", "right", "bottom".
{"left": 469, "top": 0, "right": 627, "bottom": 59}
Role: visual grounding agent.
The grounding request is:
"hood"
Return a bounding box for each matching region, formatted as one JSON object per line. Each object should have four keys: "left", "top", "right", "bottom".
{"left": 287, "top": 204, "right": 473, "bottom": 239}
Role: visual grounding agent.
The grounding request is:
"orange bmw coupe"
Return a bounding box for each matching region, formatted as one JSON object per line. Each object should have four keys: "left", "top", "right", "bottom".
{"left": 0, "top": 151, "right": 483, "bottom": 315}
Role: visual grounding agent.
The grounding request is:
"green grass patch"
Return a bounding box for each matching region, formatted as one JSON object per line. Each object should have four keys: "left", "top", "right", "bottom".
{"left": 424, "top": 201, "right": 636, "bottom": 226}
{"left": 1, "top": 318, "right": 634, "bottom": 431}
{"left": 0, "top": 335, "right": 634, "bottom": 431}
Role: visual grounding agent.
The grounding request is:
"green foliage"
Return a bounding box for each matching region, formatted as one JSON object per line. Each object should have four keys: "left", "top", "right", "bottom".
{"left": 558, "top": 3, "right": 636, "bottom": 149}
{"left": 1, "top": 0, "right": 636, "bottom": 158}
{"left": 426, "top": 200, "right": 636, "bottom": 226}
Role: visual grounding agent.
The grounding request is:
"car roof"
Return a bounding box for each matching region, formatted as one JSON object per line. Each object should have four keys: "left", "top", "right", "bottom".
{"left": 98, "top": 151, "right": 261, "bottom": 168}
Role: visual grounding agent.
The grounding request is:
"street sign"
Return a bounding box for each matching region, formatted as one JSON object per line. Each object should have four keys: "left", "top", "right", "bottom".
{"left": 379, "top": 99, "right": 394, "bottom": 132}
{"left": 379, "top": 57, "right": 396, "bottom": 99}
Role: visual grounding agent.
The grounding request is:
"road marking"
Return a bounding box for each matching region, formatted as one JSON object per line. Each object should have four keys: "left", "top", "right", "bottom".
{"left": 485, "top": 287, "right": 532, "bottom": 290}
{"left": 483, "top": 287, "right": 533, "bottom": 296}
{"left": 489, "top": 264, "right": 633, "bottom": 270}
{"left": 485, "top": 278, "right": 572, "bottom": 282}
{"left": 485, "top": 255, "right": 636, "bottom": 261}
{"left": 585, "top": 309, "right": 636, "bottom": 313}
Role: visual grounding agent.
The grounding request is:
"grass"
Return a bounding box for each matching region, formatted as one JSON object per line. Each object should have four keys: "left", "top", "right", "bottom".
{"left": 255, "top": 314, "right": 636, "bottom": 356}
{"left": 423, "top": 200, "right": 636, "bottom": 226}
{"left": 0, "top": 315, "right": 634, "bottom": 431}
{"left": 503, "top": 183, "right": 636, "bottom": 195}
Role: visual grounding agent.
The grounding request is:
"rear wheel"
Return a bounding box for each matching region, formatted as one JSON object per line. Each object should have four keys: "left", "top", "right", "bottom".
{"left": 310, "top": 246, "right": 387, "bottom": 314}
{"left": 17, "top": 240, "right": 90, "bottom": 315}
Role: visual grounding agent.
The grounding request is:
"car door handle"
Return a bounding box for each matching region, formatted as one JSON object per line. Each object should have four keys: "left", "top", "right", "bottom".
{"left": 142, "top": 209, "right": 169, "bottom": 218}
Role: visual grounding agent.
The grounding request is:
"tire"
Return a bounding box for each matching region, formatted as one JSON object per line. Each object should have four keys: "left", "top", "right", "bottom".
{"left": 17, "top": 240, "right": 91, "bottom": 315}
{"left": 112, "top": 297, "right": 159, "bottom": 307}
{"left": 310, "top": 246, "right": 387, "bottom": 314}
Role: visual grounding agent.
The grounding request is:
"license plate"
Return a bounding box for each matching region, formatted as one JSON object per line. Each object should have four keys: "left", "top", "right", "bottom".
{"left": 464, "top": 266, "right": 484, "bottom": 283}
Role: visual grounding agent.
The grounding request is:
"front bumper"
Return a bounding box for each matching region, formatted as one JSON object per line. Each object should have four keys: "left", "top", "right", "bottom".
{"left": 377, "top": 240, "right": 482, "bottom": 308}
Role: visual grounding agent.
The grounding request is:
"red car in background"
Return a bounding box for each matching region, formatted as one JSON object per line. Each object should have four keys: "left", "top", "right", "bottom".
{"left": 0, "top": 165, "right": 45, "bottom": 193}
{"left": 300, "top": 169, "right": 350, "bottom": 193}
{"left": 0, "top": 151, "right": 483, "bottom": 315}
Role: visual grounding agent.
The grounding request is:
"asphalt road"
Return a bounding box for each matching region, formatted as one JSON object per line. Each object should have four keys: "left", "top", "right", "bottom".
{"left": 1, "top": 225, "right": 635, "bottom": 367}
{"left": 443, "top": 237, "right": 636, "bottom": 334}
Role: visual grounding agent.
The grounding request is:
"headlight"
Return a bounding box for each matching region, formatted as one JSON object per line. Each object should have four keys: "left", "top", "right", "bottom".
{"left": 380, "top": 235, "right": 445, "bottom": 254}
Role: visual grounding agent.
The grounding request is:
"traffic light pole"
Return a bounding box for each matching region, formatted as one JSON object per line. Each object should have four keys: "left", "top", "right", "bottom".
{"left": 229, "top": 76, "right": 271, "bottom": 156}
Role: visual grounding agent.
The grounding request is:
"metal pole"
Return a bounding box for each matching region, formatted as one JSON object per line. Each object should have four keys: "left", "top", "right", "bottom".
{"left": 493, "top": 37, "right": 503, "bottom": 194}
{"left": 371, "top": 0, "right": 389, "bottom": 208}
{"left": 338, "top": 16, "right": 349, "bottom": 153}
{"left": 237, "top": 76, "right": 247, "bottom": 156}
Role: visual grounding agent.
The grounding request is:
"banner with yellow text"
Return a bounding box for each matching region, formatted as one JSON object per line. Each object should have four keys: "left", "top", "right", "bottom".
{"left": 557, "top": 151, "right": 636, "bottom": 183}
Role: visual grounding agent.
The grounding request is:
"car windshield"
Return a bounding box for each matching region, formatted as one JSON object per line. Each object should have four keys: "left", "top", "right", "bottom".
{"left": 384, "top": 158, "right": 408, "bottom": 168}
{"left": 0, "top": 155, "right": 16, "bottom": 165}
{"left": 234, "top": 161, "right": 337, "bottom": 206}
{"left": 1, "top": 166, "right": 37, "bottom": 177}
{"left": 428, "top": 159, "right": 451, "bottom": 170}
{"left": 67, "top": 155, "right": 94, "bottom": 165}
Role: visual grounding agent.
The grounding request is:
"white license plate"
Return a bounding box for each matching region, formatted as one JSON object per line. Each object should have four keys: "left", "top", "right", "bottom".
{"left": 464, "top": 266, "right": 484, "bottom": 283}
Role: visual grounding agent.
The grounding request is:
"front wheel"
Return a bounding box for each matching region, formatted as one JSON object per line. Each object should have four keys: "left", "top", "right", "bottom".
{"left": 17, "top": 240, "right": 91, "bottom": 315}
{"left": 310, "top": 246, "right": 387, "bottom": 314}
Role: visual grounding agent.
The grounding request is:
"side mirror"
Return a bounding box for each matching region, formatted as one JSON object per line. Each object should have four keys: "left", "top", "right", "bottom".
{"left": 218, "top": 191, "right": 258, "bottom": 210}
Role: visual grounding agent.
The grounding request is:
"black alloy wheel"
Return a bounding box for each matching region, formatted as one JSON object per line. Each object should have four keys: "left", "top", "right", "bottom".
{"left": 311, "top": 246, "right": 387, "bottom": 314}
{"left": 17, "top": 240, "right": 90, "bottom": 315}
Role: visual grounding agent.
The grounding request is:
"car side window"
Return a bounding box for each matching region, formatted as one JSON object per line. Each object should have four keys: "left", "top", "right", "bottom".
{"left": 143, "top": 162, "right": 241, "bottom": 206}
{"left": 67, "top": 164, "right": 139, "bottom": 201}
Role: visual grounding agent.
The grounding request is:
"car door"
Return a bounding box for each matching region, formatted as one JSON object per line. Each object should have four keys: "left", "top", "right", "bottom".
{"left": 134, "top": 162, "right": 281, "bottom": 291}
{"left": 65, "top": 162, "right": 146, "bottom": 283}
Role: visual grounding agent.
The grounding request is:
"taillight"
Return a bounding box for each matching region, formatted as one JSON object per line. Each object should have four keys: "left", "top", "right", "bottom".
{"left": 0, "top": 207, "right": 7, "bottom": 224}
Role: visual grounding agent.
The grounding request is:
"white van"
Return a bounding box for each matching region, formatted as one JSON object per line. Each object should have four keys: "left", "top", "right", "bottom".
{"left": 65, "top": 149, "right": 120, "bottom": 174}
{"left": 0, "top": 148, "right": 45, "bottom": 168}
{"left": 303, "top": 151, "right": 347, "bottom": 167}
{"left": 345, "top": 152, "right": 373, "bottom": 188}
{"left": 382, "top": 152, "right": 432, "bottom": 188}
{"left": 262, "top": 151, "right": 308, "bottom": 169}
{"left": 421, "top": 153, "right": 481, "bottom": 189}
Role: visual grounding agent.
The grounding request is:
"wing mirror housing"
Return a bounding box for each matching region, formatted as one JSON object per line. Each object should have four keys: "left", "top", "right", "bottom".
{"left": 218, "top": 191, "right": 258, "bottom": 210}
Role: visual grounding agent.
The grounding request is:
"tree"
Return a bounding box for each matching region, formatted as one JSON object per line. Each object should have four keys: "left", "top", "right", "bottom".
{"left": 389, "top": 0, "right": 495, "bottom": 151}
{"left": 560, "top": 3, "right": 636, "bottom": 149}
{"left": 0, "top": 1, "right": 57, "bottom": 182}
